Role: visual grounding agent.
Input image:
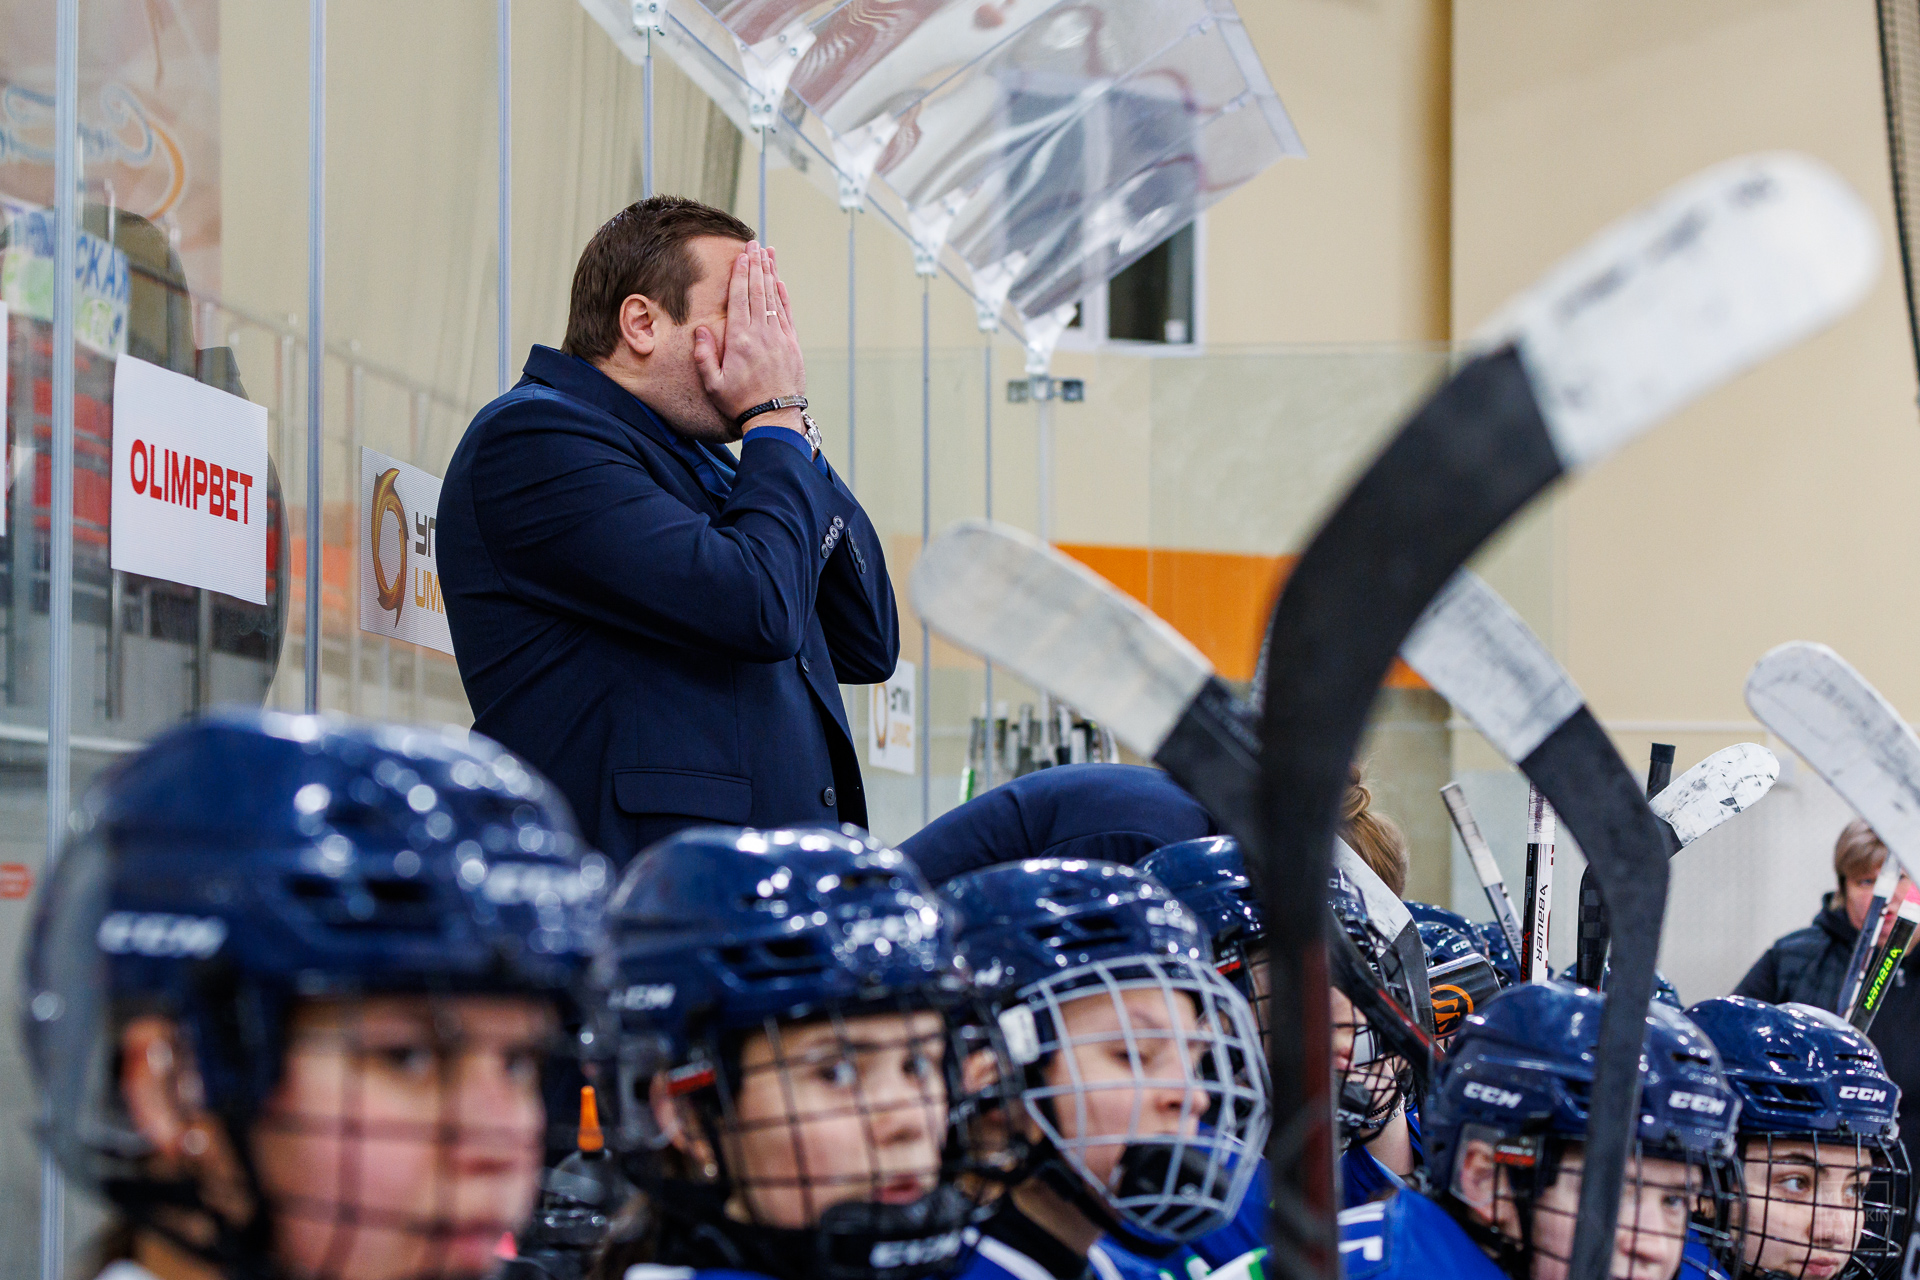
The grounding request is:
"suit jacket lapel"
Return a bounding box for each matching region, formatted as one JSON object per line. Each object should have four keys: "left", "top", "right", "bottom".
{"left": 521, "top": 345, "right": 719, "bottom": 511}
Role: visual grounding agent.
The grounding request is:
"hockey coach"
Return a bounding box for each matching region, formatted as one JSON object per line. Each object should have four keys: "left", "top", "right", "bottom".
{"left": 437, "top": 197, "right": 898, "bottom": 863}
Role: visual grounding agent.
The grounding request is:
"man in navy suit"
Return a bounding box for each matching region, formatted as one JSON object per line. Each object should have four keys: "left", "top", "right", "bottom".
{"left": 438, "top": 197, "right": 897, "bottom": 863}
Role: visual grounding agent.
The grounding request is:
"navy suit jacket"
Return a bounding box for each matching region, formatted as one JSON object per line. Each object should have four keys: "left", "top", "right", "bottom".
{"left": 437, "top": 346, "right": 898, "bottom": 863}
{"left": 898, "top": 763, "right": 1221, "bottom": 885}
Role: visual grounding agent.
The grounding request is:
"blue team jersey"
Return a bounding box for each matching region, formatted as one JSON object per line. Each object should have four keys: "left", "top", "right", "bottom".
{"left": 1337, "top": 1189, "right": 1732, "bottom": 1280}
{"left": 1338, "top": 1191, "right": 1507, "bottom": 1280}
{"left": 1190, "top": 1158, "right": 1268, "bottom": 1268}
{"left": 956, "top": 1230, "right": 1261, "bottom": 1280}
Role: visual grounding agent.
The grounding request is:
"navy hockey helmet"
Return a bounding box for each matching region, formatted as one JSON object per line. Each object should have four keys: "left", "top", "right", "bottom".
{"left": 1687, "top": 997, "right": 1909, "bottom": 1280}
{"left": 1416, "top": 917, "right": 1502, "bottom": 1041}
{"left": 1424, "top": 981, "right": 1744, "bottom": 1279}
{"left": 604, "top": 826, "right": 1017, "bottom": 1280}
{"left": 1470, "top": 919, "right": 1524, "bottom": 989}
{"left": 944, "top": 859, "right": 1268, "bottom": 1252}
{"left": 23, "top": 709, "right": 607, "bottom": 1269}
{"left": 1136, "top": 835, "right": 1265, "bottom": 992}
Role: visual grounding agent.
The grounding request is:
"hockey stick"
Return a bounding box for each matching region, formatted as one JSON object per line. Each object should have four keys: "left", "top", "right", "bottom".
{"left": 1840, "top": 858, "right": 1902, "bottom": 1017}
{"left": 1440, "top": 782, "right": 1527, "bottom": 959}
{"left": 1394, "top": 566, "right": 1783, "bottom": 1277}
{"left": 1522, "top": 786, "right": 1556, "bottom": 981}
{"left": 1854, "top": 890, "right": 1920, "bottom": 1031}
{"left": 1249, "top": 152, "right": 1870, "bottom": 1280}
{"left": 921, "top": 154, "right": 1875, "bottom": 1280}
{"left": 1401, "top": 573, "right": 1779, "bottom": 983}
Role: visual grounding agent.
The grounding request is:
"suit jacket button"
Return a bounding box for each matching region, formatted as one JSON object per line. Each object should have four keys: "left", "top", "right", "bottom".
{"left": 799, "top": 656, "right": 811, "bottom": 673}
{"left": 822, "top": 786, "right": 836, "bottom": 806}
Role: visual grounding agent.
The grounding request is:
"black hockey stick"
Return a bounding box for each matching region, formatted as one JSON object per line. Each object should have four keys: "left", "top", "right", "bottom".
{"left": 1401, "top": 574, "right": 1777, "bottom": 991}
{"left": 910, "top": 523, "right": 1436, "bottom": 1280}
{"left": 1248, "top": 150, "right": 1872, "bottom": 1280}
{"left": 921, "top": 154, "right": 1876, "bottom": 1280}
{"left": 1840, "top": 858, "right": 1901, "bottom": 1018}
{"left": 1397, "top": 567, "right": 1782, "bottom": 1276}
{"left": 1571, "top": 747, "right": 1673, "bottom": 986}
{"left": 1440, "top": 783, "right": 1527, "bottom": 960}
{"left": 1854, "top": 891, "right": 1920, "bottom": 1031}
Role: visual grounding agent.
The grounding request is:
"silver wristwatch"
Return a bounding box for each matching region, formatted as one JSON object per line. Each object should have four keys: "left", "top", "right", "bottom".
{"left": 802, "top": 411, "right": 822, "bottom": 459}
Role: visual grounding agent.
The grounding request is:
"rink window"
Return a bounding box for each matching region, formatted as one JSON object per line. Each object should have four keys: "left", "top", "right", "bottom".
{"left": 1064, "top": 220, "right": 1201, "bottom": 350}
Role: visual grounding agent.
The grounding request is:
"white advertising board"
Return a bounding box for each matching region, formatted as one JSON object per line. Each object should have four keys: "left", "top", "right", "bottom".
{"left": 869, "top": 660, "right": 916, "bottom": 775}
{"left": 1, "top": 300, "right": 7, "bottom": 527}
{"left": 110, "top": 355, "right": 269, "bottom": 604}
{"left": 358, "top": 446, "right": 454, "bottom": 656}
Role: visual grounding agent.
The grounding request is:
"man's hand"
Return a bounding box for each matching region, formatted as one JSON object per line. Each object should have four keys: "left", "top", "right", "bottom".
{"left": 693, "top": 241, "right": 808, "bottom": 435}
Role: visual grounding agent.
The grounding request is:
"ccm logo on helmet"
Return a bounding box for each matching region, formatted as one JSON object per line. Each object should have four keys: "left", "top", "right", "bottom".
{"left": 96, "top": 912, "right": 228, "bottom": 959}
{"left": 612, "top": 984, "right": 676, "bottom": 1012}
{"left": 1839, "top": 1085, "right": 1890, "bottom": 1103}
{"left": 481, "top": 862, "right": 597, "bottom": 906}
{"left": 1667, "top": 1090, "right": 1729, "bottom": 1115}
{"left": 869, "top": 1230, "right": 963, "bottom": 1269}
{"left": 1464, "top": 1082, "right": 1525, "bottom": 1109}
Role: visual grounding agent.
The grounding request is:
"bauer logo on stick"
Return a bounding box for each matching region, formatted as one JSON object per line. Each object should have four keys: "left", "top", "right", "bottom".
{"left": 95, "top": 911, "right": 228, "bottom": 959}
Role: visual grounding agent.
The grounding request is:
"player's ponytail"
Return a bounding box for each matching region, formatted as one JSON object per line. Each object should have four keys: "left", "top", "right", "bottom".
{"left": 1342, "top": 762, "right": 1409, "bottom": 897}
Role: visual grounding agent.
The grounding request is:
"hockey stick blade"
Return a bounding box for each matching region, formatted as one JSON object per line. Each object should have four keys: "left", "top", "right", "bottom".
{"left": 1441, "top": 782, "right": 1527, "bottom": 960}
{"left": 1746, "top": 641, "right": 1920, "bottom": 882}
{"left": 1648, "top": 742, "right": 1780, "bottom": 845}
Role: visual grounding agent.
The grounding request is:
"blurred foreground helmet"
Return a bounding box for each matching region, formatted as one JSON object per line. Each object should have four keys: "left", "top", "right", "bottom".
{"left": 23, "top": 709, "right": 606, "bottom": 1271}
{"left": 944, "top": 858, "right": 1268, "bottom": 1254}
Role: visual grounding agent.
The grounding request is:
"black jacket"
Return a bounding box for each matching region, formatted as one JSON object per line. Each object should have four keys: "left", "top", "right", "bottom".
{"left": 1732, "top": 895, "right": 1856, "bottom": 1009}
{"left": 1735, "top": 894, "right": 1920, "bottom": 1171}
{"left": 438, "top": 347, "right": 898, "bottom": 863}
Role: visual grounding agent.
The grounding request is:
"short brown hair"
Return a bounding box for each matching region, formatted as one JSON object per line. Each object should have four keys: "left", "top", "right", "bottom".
{"left": 1342, "top": 762, "right": 1409, "bottom": 897}
{"left": 1835, "top": 818, "right": 1889, "bottom": 886}
{"left": 562, "top": 196, "right": 756, "bottom": 362}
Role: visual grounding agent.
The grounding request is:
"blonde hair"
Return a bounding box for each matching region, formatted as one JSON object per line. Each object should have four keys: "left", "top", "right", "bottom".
{"left": 1342, "top": 763, "right": 1409, "bottom": 897}
{"left": 1834, "top": 818, "right": 1889, "bottom": 888}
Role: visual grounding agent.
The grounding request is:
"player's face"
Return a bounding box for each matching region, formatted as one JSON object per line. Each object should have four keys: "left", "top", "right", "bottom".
{"left": 1038, "top": 985, "right": 1209, "bottom": 1189}
{"left": 1523, "top": 1147, "right": 1697, "bottom": 1280}
{"left": 722, "top": 1010, "right": 949, "bottom": 1229}
{"left": 1741, "top": 1137, "right": 1871, "bottom": 1280}
{"left": 250, "top": 995, "right": 555, "bottom": 1280}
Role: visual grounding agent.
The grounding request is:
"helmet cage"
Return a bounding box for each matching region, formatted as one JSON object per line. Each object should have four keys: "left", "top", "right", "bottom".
{"left": 1009, "top": 953, "right": 1267, "bottom": 1247}
{"left": 1443, "top": 1127, "right": 1745, "bottom": 1280}
{"left": 624, "top": 987, "right": 1025, "bottom": 1280}
{"left": 1735, "top": 1131, "right": 1911, "bottom": 1280}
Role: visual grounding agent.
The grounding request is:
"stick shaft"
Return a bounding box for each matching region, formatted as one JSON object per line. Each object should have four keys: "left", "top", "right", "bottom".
{"left": 1854, "top": 900, "right": 1919, "bottom": 1031}
{"left": 1841, "top": 859, "right": 1902, "bottom": 1017}
{"left": 1442, "top": 783, "right": 1525, "bottom": 958}
{"left": 1526, "top": 785, "right": 1556, "bottom": 981}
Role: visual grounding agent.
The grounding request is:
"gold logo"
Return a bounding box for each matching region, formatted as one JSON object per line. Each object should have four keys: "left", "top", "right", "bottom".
{"left": 370, "top": 467, "right": 408, "bottom": 624}
{"left": 1431, "top": 981, "right": 1476, "bottom": 1037}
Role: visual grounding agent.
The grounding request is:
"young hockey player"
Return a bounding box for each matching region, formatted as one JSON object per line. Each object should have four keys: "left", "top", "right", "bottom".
{"left": 1340, "top": 982, "right": 1745, "bottom": 1280}
{"left": 23, "top": 709, "right": 606, "bottom": 1280}
{"left": 1685, "top": 998, "right": 1911, "bottom": 1280}
{"left": 596, "top": 825, "right": 1024, "bottom": 1280}
{"left": 940, "top": 858, "right": 1270, "bottom": 1280}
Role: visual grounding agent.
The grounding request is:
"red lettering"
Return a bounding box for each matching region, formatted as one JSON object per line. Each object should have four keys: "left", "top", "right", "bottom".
{"left": 239, "top": 472, "right": 252, "bottom": 523}
{"left": 129, "top": 440, "right": 148, "bottom": 495}
{"left": 168, "top": 450, "right": 188, "bottom": 506}
{"left": 192, "top": 457, "right": 208, "bottom": 509}
{"left": 209, "top": 465, "right": 225, "bottom": 517}
{"left": 224, "top": 468, "right": 239, "bottom": 521}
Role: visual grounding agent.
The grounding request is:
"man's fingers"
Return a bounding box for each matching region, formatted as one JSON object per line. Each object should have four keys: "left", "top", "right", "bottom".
{"left": 692, "top": 326, "right": 722, "bottom": 391}
{"left": 727, "top": 247, "right": 750, "bottom": 339}
{"left": 745, "top": 242, "right": 769, "bottom": 324}
{"left": 774, "top": 279, "right": 794, "bottom": 335}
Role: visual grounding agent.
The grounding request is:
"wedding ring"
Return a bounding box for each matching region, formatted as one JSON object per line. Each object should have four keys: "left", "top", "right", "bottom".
{"left": 765, "top": 310, "right": 777, "bottom": 318}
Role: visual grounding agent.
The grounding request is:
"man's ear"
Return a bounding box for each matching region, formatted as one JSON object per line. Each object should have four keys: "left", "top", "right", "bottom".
{"left": 620, "top": 294, "right": 661, "bottom": 358}
{"left": 1453, "top": 1138, "right": 1499, "bottom": 1222}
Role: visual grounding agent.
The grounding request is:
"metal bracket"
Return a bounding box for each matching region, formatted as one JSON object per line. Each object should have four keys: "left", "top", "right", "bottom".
{"left": 1007, "top": 378, "right": 1084, "bottom": 404}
